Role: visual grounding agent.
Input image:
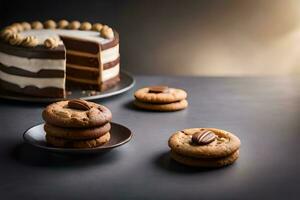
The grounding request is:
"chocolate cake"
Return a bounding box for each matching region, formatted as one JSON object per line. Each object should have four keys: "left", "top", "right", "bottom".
{"left": 0, "top": 20, "right": 120, "bottom": 98}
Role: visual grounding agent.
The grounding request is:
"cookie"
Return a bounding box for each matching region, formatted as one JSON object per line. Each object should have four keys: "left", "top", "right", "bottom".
{"left": 170, "top": 150, "right": 239, "bottom": 168}
{"left": 168, "top": 128, "right": 241, "bottom": 158}
{"left": 134, "top": 99, "right": 188, "bottom": 111}
{"left": 134, "top": 86, "right": 187, "bottom": 104}
{"left": 46, "top": 132, "right": 111, "bottom": 148}
{"left": 42, "top": 99, "right": 112, "bottom": 128}
{"left": 44, "top": 123, "right": 111, "bottom": 140}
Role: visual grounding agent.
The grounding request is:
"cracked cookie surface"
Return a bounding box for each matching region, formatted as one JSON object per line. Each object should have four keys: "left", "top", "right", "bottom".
{"left": 42, "top": 100, "right": 112, "bottom": 128}
{"left": 168, "top": 128, "right": 241, "bottom": 158}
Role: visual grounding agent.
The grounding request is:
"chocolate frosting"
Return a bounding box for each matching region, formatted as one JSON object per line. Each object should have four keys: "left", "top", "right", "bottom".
{"left": 66, "top": 54, "right": 100, "bottom": 68}
{"left": 0, "top": 63, "right": 65, "bottom": 78}
{"left": 0, "top": 79, "right": 64, "bottom": 98}
{"left": 0, "top": 40, "right": 65, "bottom": 59}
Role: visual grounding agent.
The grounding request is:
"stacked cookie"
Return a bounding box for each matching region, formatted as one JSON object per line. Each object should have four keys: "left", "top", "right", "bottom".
{"left": 134, "top": 86, "right": 188, "bottom": 111}
{"left": 42, "top": 99, "right": 112, "bottom": 148}
{"left": 168, "top": 128, "right": 241, "bottom": 168}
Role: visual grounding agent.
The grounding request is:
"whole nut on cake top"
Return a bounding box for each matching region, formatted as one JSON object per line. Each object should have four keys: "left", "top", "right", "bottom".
{"left": 9, "top": 33, "right": 23, "bottom": 45}
{"left": 101, "top": 26, "right": 114, "bottom": 39}
{"left": 42, "top": 99, "right": 112, "bottom": 148}
{"left": 22, "top": 36, "right": 39, "bottom": 47}
{"left": 21, "top": 22, "right": 31, "bottom": 31}
{"left": 68, "top": 20, "right": 81, "bottom": 30}
{"left": 31, "top": 21, "right": 43, "bottom": 29}
{"left": 44, "top": 20, "right": 57, "bottom": 29}
{"left": 92, "top": 23, "right": 103, "bottom": 31}
{"left": 44, "top": 37, "right": 59, "bottom": 49}
{"left": 11, "top": 23, "right": 24, "bottom": 32}
{"left": 58, "top": 19, "right": 69, "bottom": 29}
{"left": 80, "top": 22, "right": 92, "bottom": 30}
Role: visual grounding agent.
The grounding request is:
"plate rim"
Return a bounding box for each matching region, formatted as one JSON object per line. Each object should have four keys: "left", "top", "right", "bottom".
{"left": 0, "top": 71, "right": 135, "bottom": 103}
{"left": 23, "top": 122, "right": 132, "bottom": 153}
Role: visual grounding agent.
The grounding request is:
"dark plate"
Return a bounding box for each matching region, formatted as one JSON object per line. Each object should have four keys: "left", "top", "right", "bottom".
{"left": 23, "top": 122, "right": 132, "bottom": 154}
{"left": 0, "top": 71, "right": 135, "bottom": 103}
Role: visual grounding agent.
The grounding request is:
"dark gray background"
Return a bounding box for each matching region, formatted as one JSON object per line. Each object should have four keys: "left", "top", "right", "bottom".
{"left": 0, "top": 76, "right": 299, "bottom": 199}
{"left": 1, "top": 0, "right": 299, "bottom": 76}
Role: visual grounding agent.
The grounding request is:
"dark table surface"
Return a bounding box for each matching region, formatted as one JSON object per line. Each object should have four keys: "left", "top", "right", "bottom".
{"left": 0, "top": 76, "right": 299, "bottom": 200}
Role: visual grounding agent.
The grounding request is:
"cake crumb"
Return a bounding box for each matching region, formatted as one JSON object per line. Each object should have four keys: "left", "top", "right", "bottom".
{"left": 89, "top": 91, "right": 97, "bottom": 96}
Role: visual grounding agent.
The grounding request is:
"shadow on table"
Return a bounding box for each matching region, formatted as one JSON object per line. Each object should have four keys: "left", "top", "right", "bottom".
{"left": 11, "top": 143, "right": 120, "bottom": 168}
{"left": 153, "top": 151, "right": 232, "bottom": 174}
{"left": 0, "top": 98, "right": 48, "bottom": 107}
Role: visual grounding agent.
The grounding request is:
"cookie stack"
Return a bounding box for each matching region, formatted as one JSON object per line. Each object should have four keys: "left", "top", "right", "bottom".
{"left": 168, "top": 128, "right": 241, "bottom": 168}
{"left": 42, "top": 99, "right": 112, "bottom": 148}
{"left": 134, "top": 85, "right": 188, "bottom": 111}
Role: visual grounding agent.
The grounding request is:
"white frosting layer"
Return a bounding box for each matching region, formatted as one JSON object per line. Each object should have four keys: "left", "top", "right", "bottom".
{"left": 21, "top": 29, "right": 113, "bottom": 45}
{"left": 101, "top": 45, "right": 119, "bottom": 64}
{"left": 102, "top": 64, "right": 119, "bottom": 81}
{"left": 0, "top": 70, "right": 65, "bottom": 88}
{"left": 0, "top": 51, "right": 65, "bottom": 73}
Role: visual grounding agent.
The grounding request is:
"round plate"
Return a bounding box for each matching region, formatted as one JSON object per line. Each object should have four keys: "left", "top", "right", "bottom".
{"left": 23, "top": 122, "right": 132, "bottom": 154}
{"left": 0, "top": 71, "right": 135, "bottom": 103}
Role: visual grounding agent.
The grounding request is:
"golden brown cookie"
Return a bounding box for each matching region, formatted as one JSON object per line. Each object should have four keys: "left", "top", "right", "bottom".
{"left": 44, "top": 123, "right": 111, "bottom": 140}
{"left": 46, "top": 132, "right": 111, "bottom": 148}
{"left": 42, "top": 99, "right": 112, "bottom": 128}
{"left": 134, "top": 86, "right": 187, "bottom": 104}
{"left": 168, "top": 128, "right": 241, "bottom": 158}
{"left": 134, "top": 99, "right": 188, "bottom": 111}
{"left": 170, "top": 150, "right": 239, "bottom": 168}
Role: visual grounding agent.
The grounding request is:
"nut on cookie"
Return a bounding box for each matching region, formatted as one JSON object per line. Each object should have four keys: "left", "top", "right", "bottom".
{"left": 42, "top": 99, "right": 112, "bottom": 149}
{"left": 168, "top": 128, "right": 241, "bottom": 167}
{"left": 134, "top": 85, "right": 188, "bottom": 111}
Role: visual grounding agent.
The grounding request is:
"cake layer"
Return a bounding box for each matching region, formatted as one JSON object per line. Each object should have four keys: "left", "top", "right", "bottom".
{"left": 101, "top": 75, "right": 120, "bottom": 91}
{"left": 101, "top": 31, "right": 119, "bottom": 50}
{"left": 66, "top": 53, "right": 99, "bottom": 68}
{"left": 66, "top": 65, "right": 99, "bottom": 80}
{"left": 104, "top": 57, "right": 120, "bottom": 69}
{"left": 0, "top": 78, "right": 64, "bottom": 98}
{"left": 66, "top": 76, "right": 98, "bottom": 85}
{"left": 66, "top": 63, "right": 119, "bottom": 83}
{"left": 0, "top": 51, "right": 66, "bottom": 73}
{"left": 103, "top": 64, "right": 120, "bottom": 82}
{"left": 66, "top": 56, "right": 119, "bottom": 70}
{"left": 66, "top": 57, "right": 120, "bottom": 80}
{"left": 0, "top": 41, "right": 65, "bottom": 59}
{"left": 0, "top": 70, "right": 65, "bottom": 89}
{"left": 65, "top": 43, "right": 119, "bottom": 66}
{"left": 67, "top": 75, "right": 120, "bottom": 91}
{"left": 66, "top": 50, "right": 97, "bottom": 58}
{"left": 0, "top": 63, "right": 64, "bottom": 78}
{"left": 61, "top": 36, "right": 100, "bottom": 54}
{"left": 101, "top": 44, "right": 119, "bottom": 64}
